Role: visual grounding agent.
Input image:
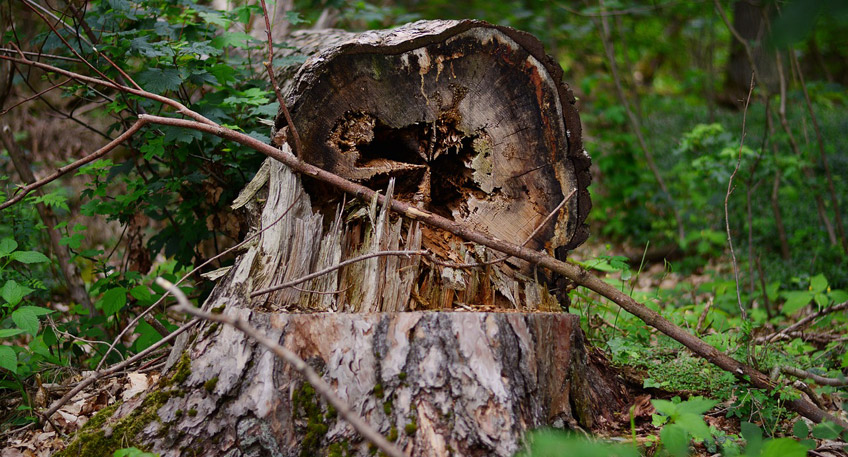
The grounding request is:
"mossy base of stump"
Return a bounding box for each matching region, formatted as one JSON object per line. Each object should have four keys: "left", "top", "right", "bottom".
{"left": 71, "top": 311, "right": 628, "bottom": 457}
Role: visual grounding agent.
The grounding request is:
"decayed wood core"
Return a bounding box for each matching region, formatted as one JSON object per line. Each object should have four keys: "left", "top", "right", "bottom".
{"left": 261, "top": 20, "right": 592, "bottom": 311}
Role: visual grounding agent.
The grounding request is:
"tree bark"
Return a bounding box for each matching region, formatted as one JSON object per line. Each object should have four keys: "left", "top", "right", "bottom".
{"left": 95, "top": 311, "right": 623, "bottom": 457}
{"left": 55, "top": 20, "right": 627, "bottom": 457}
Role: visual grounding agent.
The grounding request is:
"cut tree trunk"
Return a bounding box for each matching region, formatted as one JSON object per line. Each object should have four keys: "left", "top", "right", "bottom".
{"left": 57, "top": 20, "right": 627, "bottom": 457}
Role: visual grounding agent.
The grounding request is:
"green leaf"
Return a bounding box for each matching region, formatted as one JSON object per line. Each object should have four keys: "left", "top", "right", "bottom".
{"left": 199, "top": 11, "right": 231, "bottom": 27}
{"left": 674, "top": 413, "right": 711, "bottom": 441}
{"left": 0, "top": 346, "right": 16, "bottom": 373}
{"left": 133, "top": 319, "right": 162, "bottom": 352}
{"left": 114, "top": 447, "right": 159, "bottom": 457}
{"left": 782, "top": 291, "right": 813, "bottom": 315}
{"left": 210, "top": 31, "right": 256, "bottom": 50}
{"left": 130, "top": 285, "right": 153, "bottom": 305}
{"left": 829, "top": 289, "right": 848, "bottom": 305}
{"left": 0, "top": 238, "right": 17, "bottom": 257}
{"left": 814, "top": 292, "right": 829, "bottom": 308}
{"left": 0, "top": 328, "right": 25, "bottom": 338}
{"left": 760, "top": 438, "right": 808, "bottom": 457}
{"left": 792, "top": 420, "right": 809, "bottom": 439}
{"left": 250, "top": 102, "right": 279, "bottom": 118}
{"left": 285, "top": 11, "right": 309, "bottom": 25}
{"left": 809, "top": 274, "right": 828, "bottom": 293}
{"left": 812, "top": 421, "right": 841, "bottom": 440}
{"left": 677, "top": 396, "right": 717, "bottom": 416}
{"left": 651, "top": 399, "right": 678, "bottom": 418}
{"left": 97, "top": 287, "right": 128, "bottom": 316}
{"left": 137, "top": 68, "right": 183, "bottom": 94}
{"left": 1, "top": 280, "right": 34, "bottom": 306}
{"left": 660, "top": 423, "right": 690, "bottom": 457}
{"left": 10, "top": 251, "right": 50, "bottom": 264}
{"left": 741, "top": 422, "right": 763, "bottom": 457}
{"left": 12, "top": 307, "right": 40, "bottom": 335}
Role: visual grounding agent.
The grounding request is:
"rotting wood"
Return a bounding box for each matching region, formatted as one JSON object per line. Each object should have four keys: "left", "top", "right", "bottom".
{"left": 261, "top": 19, "right": 592, "bottom": 311}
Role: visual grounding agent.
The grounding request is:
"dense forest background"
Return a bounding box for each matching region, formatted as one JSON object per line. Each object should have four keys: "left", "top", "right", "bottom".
{"left": 1, "top": 0, "right": 847, "bottom": 455}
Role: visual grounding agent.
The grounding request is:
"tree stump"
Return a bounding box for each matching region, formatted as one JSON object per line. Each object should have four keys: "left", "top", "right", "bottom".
{"left": 58, "top": 20, "right": 628, "bottom": 457}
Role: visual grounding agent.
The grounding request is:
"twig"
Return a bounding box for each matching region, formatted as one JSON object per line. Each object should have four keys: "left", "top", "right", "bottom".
{"left": 23, "top": 0, "right": 142, "bottom": 91}
{"left": 5, "top": 57, "right": 843, "bottom": 429}
{"left": 713, "top": 0, "right": 760, "bottom": 85}
{"left": 95, "top": 193, "right": 304, "bottom": 370}
{"left": 258, "top": 0, "right": 303, "bottom": 156}
{"left": 251, "top": 250, "right": 428, "bottom": 297}
{"left": 0, "top": 78, "right": 71, "bottom": 116}
{"left": 0, "top": 54, "right": 215, "bottom": 126}
{"left": 774, "top": 50, "right": 837, "bottom": 245}
{"left": 0, "top": 118, "right": 147, "bottom": 211}
{"left": 160, "top": 279, "right": 406, "bottom": 457}
{"left": 0, "top": 47, "right": 81, "bottom": 62}
{"left": 781, "top": 366, "right": 848, "bottom": 387}
{"left": 758, "top": 300, "right": 848, "bottom": 344}
{"left": 725, "top": 72, "right": 755, "bottom": 322}
{"left": 40, "top": 318, "right": 198, "bottom": 424}
{"left": 1, "top": 125, "right": 93, "bottom": 312}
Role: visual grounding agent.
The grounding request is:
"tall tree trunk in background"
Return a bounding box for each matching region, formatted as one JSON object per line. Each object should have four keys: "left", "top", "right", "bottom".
{"left": 725, "top": 0, "right": 778, "bottom": 100}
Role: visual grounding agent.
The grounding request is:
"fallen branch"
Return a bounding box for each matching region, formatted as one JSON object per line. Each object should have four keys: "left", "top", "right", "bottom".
{"left": 134, "top": 113, "right": 847, "bottom": 429}
{"left": 160, "top": 279, "right": 406, "bottom": 457}
{"left": 781, "top": 366, "right": 848, "bottom": 387}
{"left": 757, "top": 300, "right": 848, "bottom": 344}
{"left": 8, "top": 55, "right": 845, "bottom": 430}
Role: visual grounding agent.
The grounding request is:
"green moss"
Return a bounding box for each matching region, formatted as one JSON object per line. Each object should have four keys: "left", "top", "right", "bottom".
{"left": 368, "top": 443, "right": 377, "bottom": 455}
{"left": 382, "top": 399, "right": 393, "bottom": 415}
{"left": 55, "top": 384, "right": 178, "bottom": 457}
{"left": 404, "top": 420, "right": 418, "bottom": 436}
{"left": 397, "top": 372, "right": 407, "bottom": 381}
{"left": 292, "top": 382, "right": 336, "bottom": 457}
{"left": 327, "top": 441, "right": 351, "bottom": 457}
{"left": 372, "top": 383, "right": 384, "bottom": 399}
{"left": 163, "top": 352, "right": 191, "bottom": 387}
{"left": 210, "top": 304, "right": 226, "bottom": 314}
{"left": 204, "top": 376, "right": 219, "bottom": 393}
{"left": 387, "top": 426, "right": 398, "bottom": 442}
{"left": 175, "top": 410, "right": 183, "bottom": 418}
{"left": 203, "top": 323, "right": 220, "bottom": 338}
{"left": 80, "top": 403, "right": 119, "bottom": 431}
{"left": 187, "top": 409, "right": 198, "bottom": 417}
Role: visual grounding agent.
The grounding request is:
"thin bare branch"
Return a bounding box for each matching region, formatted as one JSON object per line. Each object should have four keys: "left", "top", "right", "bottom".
{"left": 789, "top": 52, "right": 847, "bottom": 254}
{"left": 0, "top": 47, "right": 80, "bottom": 62}
{"left": 258, "top": 0, "right": 303, "bottom": 156}
{"left": 95, "top": 194, "right": 303, "bottom": 370}
{"left": 759, "top": 300, "right": 848, "bottom": 344}
{"left": 0, "top": 78, "right": 71, "bottom": 116}
{"left": 0, "top": 55, "right": 215, "bottom": 125}
{"left": 0, "top": 118, "right": 147, "bottom": 211}
{"left": 725, "top": 72, "right": 755, "bottom": 321}
{"left": 781, "top": 366, "right": 848, "bottom": 387}
{"left": 41, "top": 319, "right": 199, "bottom": 424}
{"left": 162, "top": 279, "right": 406, "bottom": 457}
{"left": 251, "top": 250, "right": 428, "bottom": 297}
{"left": 595, "top": 0, "right": 685, "bottom": 244}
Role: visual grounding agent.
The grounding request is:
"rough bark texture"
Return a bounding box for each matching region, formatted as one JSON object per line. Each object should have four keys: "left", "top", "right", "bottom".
{"left": 57, "top": 21, "right": 626, "bottom": 457}
{"left": 92, "top": 312, "right": 628, "bottom": 457}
